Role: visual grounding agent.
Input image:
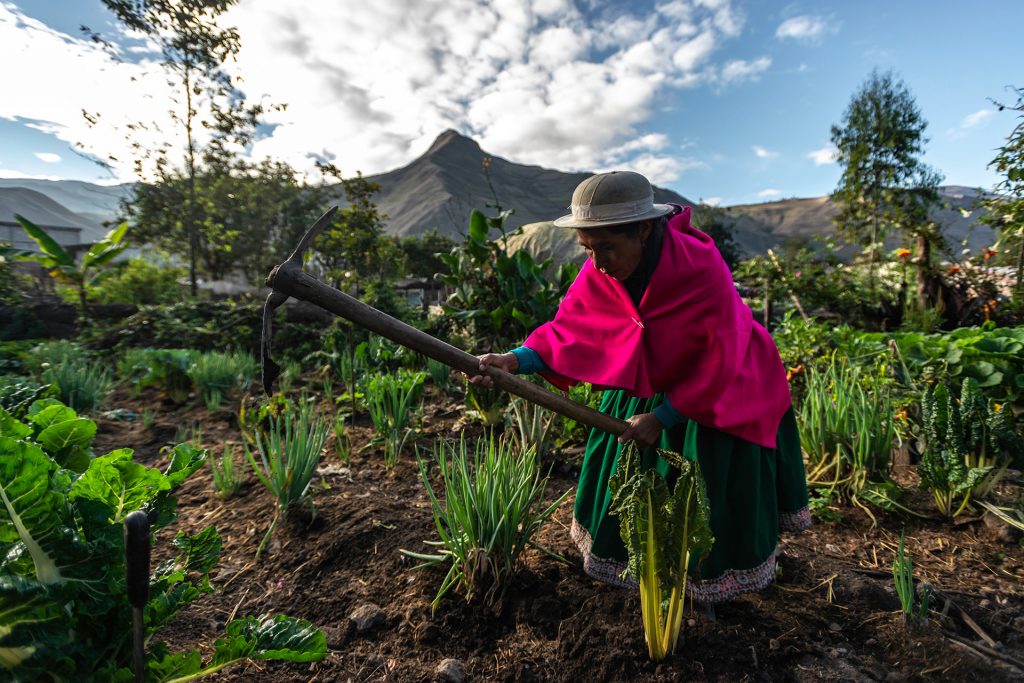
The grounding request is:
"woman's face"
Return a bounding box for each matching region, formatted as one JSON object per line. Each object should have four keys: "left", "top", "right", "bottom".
{"left": 576, "top": 223, "right": 652, "bottom": 281}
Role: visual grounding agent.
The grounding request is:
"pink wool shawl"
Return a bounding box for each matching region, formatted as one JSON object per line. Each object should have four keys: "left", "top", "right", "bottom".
{"left": 523, "top": 207, "right": 791, "bottom": 448}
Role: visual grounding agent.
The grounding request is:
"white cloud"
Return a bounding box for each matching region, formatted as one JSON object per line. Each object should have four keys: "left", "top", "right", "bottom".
{"left": 807, "top": 145, "right": 837, "bottom": 165}
{"left": 1, "top": 0, "right": 754, "bottom": 184}
{"left": 752, "top": 145, "right": 775, "bottom": 159}
{"left": 757, "top": 188, "right": 781, "bottom": 198}
{"left": 775, "top": 16, "right": 828, "bottom": 41}
{"left": 701, "top": 196, "right": 722, "bottom": 206}
{"left": 34, "top": 152, "right": 61, "bottom": 163}
{"left": 961, "top": 109, "right": 994, "bottom": 129}
{"left": 0, "top": 169, "right": 64, "bottom": 180}
{"left": 719, "top": 56, "right": 770, "bottom": 85}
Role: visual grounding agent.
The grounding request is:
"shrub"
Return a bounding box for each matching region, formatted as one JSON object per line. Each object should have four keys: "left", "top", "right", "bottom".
{"left": 403, "top": 435, "right": 570, "bottom": 611}
{"left": 25, "top": 339, "right": 90, "bottom": 375}
{"left": 87, "top": 256, "right": 186, "bottom": 306}
{"left": 245, "top": 399, "right": 330, "bottom": 557}
{"left": 188, "top": 350, "right": 255, "bottom": 410}
{"left": 118, "top": 348, "right": 196, "bottom": 403}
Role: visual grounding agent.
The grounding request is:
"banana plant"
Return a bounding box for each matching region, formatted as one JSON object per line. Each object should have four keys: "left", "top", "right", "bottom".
{"left": 15, "top": 214, "right": 129, "bottom": 311}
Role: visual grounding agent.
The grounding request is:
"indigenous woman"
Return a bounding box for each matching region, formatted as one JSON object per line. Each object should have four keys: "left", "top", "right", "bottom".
{"left": 470, "top": 171, "right": 810, "bottom": 604}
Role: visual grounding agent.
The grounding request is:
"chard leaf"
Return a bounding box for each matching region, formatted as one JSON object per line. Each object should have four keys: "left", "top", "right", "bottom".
{"left": 0, "top": 438, "right": 65, "bottom": 585}
{"left": 0, "top": 575, "right": 66, "bottom": 674}
{"left": 37, "top": 418, "right": 96, "bottom": 471}
{"left": 145, "top": 582, "right": 204, "bottom": 635}
{"left": 70, "top": 449, "right": 171, "bottom": 543}
{"left": 142, "top": 643, "right": 203, "bottom": 682}
{"left": 27, "top": 398, "right": 64, "bottom": 417}
{"left": 172, "top": 525, "right": 222, "bottom": 577}
{"left": 209, "top": 614, "right": 327, "bottom": 666}
{"left": 164, "top": 443, "right": 207, "bottom": 488}
{"left": 0, "top": 408, "right": 31, "bottom": 440}
{"left": 29, "top": 404, "right": 77, "bottom": 432}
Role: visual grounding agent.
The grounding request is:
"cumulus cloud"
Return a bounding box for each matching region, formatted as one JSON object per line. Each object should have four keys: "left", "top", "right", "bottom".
{"left": 34, "top": 152, "right": 62, "bottom": 163}
{"left": 807, "top": 145, "right": 837, "bottom": 165}
{"left": 700, "top": 196, "right": 722, "bottom": 206}
{"left": 719, "top": 56, "right": 770, "bottom": 85}
{"left": 752, "top": 145, "right": 775, "bottom": 159}
{"left": 775, "top": 15, "right": 828, "bottom": 41}
{"left": 757, "top": 188, "right": 781, "bottom": 198}
{"left": 2, "top": 0, "right": 756, "bottom": 183}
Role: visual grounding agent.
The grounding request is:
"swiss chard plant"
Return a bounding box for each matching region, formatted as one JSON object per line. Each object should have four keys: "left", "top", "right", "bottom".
{"left": 919, "top": 378, "right": 1021, "bottom": 518}
{"left": 0, "top": 401, "right": 327, "bottom": 680}
{"left": 608, "top": 444, "right": 714, "bottom": 661}
{"left": 118, "top": 348, "right": 198, "bottom": 404}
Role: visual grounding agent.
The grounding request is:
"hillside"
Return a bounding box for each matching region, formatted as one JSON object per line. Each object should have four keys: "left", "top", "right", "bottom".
{"left": 0, "top": 131, "right": 997, "bottom": 261}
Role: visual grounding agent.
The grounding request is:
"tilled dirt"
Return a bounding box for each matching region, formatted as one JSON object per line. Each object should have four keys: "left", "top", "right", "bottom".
{"left": 92, "top": 385, "right": 1024, "bottom": 682}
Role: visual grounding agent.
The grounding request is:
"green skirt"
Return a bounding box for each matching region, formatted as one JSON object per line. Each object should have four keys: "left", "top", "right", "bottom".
{"left": 570, "top": 390, "right": 810, "bottom": 603}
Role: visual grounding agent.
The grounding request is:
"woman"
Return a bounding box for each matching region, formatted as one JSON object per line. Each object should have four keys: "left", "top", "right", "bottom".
{"left": 469, "top": 171, "right": 810, "bottom": 604}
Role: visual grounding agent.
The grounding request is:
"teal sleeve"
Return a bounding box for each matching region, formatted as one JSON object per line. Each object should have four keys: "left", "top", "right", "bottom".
{"left": 510, "top": 346, "right": 549, "bottom": 375}
{"left": 653, "top": 397, "right": 686, "bottom": 428}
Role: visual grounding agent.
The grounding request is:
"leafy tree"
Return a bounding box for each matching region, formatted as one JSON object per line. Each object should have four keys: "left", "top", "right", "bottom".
{"left": 313, "top": 169, "right": 399, "bottom": 290}
{"left": 981, "top": 86, "right": 1024, "bottom": 298}
{"left": 85, "top": 0, "right": 270, "bottom": 295}
{"left": 14, "top": 215, "right": 129, "bottom": 312}
{"left": 396, "top": 229, "right": 458, "bottom": 279}
{"left": 830, "top": 70, "right": 943, "bottom": 303}
{"left": 692, "top": 205, "right": 740, "bottom": 269}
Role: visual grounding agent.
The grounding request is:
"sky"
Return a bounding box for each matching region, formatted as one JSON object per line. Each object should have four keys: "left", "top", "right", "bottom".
{"left": 0, "top": 0, "right": 1021, "bottom": 206}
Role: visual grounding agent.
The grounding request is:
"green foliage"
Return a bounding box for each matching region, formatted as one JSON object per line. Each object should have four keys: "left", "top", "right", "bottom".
{"left": 25, "top": 339, "right": 90, "bottom": 374}
{"left": 1, "top": 400, "right": 99, "bottom": 472}
{"left": 92, "top": 300, "right": 262, "bottom": 353}
{"left": 397, "top": 228, "right": 458, "bottom": 278}
{"left": 14, "top": 215, "right": 130, "bottom": 311}
{"left": 505, "top": 396, "right": 556, "bottom": 456}
{"left": 555, "top": 382, "right": 602, "bottom": 447}
{"left": 119, "top": 348, "right": 198, "bottom": 403}
{"left": 210, "top": 444, "right": 242, "bottom": 500}
{"left": 830, "top": 69, "right": 943, "bottom": 282}
{"left": 0, "top": 402, "right": 208, "bottom": 679}
{"left": 403, "top": 435, "right": 570, "bottom": 611}
{"left": 691, "top": 204, "right": 741, "bottom": 269}
{"left": 0, "top": 376, "right": 57, "bottom": 420}
{"left": 919, "top": 378, "right": 1020, "bottom": 518}
{"left": 438, "top": 207, "right": 578, "bottom": 352}
{"left": 363, "top": 370, "right": 426, "bottom": 466}
{"left": 87, "top": 256, "right": 186, "bottom": 306}
{"left": 187, "top": 350, "right": 255, "bottom": 410}
{"left": 463, "top": 379, "right": 507, "bottom": 427}
{"left": 893, "top": 531, "right": 929, "bottom": 622}
{"left": 313, "top": 170, "right": 397, "bottom": 289}
{"left": 244, "top": 399, "right": 330, "bottom": 557}
{"left": 427, "top": 357, "right": 452, "bottom": 391}
{"left": 979, "top": 85, "right": 1024, "bottom": 297}
{"left": 799, "top": 357, "right": 898, "bottom": 521}
{"left": 608, "top": 443, "right": 714, "bottom": 660}
{"left": 42, "top": 356, "right": 113, "bottom": 415}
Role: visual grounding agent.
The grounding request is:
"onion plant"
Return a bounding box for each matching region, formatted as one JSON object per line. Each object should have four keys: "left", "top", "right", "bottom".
{"left": 245, "top": 400, "right": 330, "bottom": 558}
{"left": 188, "top": 351, "right": 253, "bottom": 411}
{"left": 332, "top": 414, "right": 350, "bottom": 464}
{"left": 893, "top": 531, "right": 929, "bottom": 622}
{"left": 609, "top": 443, "right": 714, "bottom": 661}
{"left": 506, "top": 396, "right": 556, "bottom": 455}
{"left": 210, "top": 444, "right": 242, "bottom": 500}
{"left": 363, "top": 370, "right": 426, "bottom": 466}
{"left": 427, "top": 357, "right": 452, "bottom": 391}
{"left": 798, "top": 356, "right": 898, "bottom": 521}
{"left": 402, "top": 435, "right": 570, "bottom": 611}
{"left": 42, "top": 356, "right": 112, "bottom": 414}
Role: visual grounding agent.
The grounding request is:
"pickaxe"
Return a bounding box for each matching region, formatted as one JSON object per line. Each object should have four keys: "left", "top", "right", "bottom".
{"left": 261, "top": 207, "right": 628, "bottom": 437}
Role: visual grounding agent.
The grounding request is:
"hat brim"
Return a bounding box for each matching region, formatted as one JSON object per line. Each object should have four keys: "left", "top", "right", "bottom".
{"left": 552, "top": 203, "right": 674, "bottom": 229}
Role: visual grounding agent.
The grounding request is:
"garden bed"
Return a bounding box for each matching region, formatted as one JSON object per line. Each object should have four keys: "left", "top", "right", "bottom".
{"left": 91, "top": 385, "right": 1024, "bottom": 682}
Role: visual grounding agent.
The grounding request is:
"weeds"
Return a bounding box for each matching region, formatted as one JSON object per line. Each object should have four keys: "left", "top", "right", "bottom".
{"left": 402, "top": 435, "right": 570, "bottom": 611}
{"left": 210, "top": 444, "right": 242, "bottom": 500}
{"left": 245, "top": 400, "right": 330, "bottom": 558}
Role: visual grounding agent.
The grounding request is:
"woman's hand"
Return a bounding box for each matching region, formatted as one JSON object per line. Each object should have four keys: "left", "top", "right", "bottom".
{"left": 617, "top": 412, "right": 664, "bottom": 449}
{"left": 466, "top": 352, "right": 519, "bottom": 388}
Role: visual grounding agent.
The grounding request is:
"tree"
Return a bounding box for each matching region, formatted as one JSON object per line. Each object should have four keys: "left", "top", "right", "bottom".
{"left": 85, "top": 0, "right": 270, "bottom": 294}
{"left": 313, "top": 170, "right": 399, "bottom": 290}
{"left": 396, "top": 229, "right": 458, "bottom": 279}
{"left": 981, "top": 86, "right": 1024, "bottom": 298}
{"left": 830, "top": 70, "right": 943, "bottom": 304}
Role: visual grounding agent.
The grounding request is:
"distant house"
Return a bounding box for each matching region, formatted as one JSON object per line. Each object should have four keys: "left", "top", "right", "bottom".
{"left": 1, "top": 220, "right": 86, "bottom": 256}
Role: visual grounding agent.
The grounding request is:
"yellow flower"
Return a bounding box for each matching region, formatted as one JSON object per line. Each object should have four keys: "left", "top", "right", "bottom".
{"left": 895, "top": 248, "right": 912, "bottom": 260}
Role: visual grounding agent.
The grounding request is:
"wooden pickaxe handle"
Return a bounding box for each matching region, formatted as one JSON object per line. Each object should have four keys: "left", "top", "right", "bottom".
{"left": 263, "top": 208, "right": 628, "bottom": 437}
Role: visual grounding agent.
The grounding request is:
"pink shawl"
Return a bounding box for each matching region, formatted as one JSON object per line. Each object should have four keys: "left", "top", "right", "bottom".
{"left": 524, "top": 207, "right": 791, "bottom": 448}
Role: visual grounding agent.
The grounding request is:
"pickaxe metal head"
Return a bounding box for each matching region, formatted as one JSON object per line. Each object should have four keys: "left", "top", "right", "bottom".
{"left": 261, "top": 206, "right": 339, "bottom": 394}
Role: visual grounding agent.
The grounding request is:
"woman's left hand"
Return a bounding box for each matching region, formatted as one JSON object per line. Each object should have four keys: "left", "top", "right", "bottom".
{"left": 617, "top": 412, "right": 664, "bottom": 449}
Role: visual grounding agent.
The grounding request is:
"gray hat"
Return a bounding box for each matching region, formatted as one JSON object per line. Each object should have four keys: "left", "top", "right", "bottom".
{"left": 552, "top": 171, "right": 673, "bottom": 229}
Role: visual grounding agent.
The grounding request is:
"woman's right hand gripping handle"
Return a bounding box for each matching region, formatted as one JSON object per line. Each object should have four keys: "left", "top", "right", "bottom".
{"left": 466, "top": 352, "right": 519, "bottom": 388}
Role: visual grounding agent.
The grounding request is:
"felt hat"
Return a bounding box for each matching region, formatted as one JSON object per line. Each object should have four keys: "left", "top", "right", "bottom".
{"left": 552, "top": 171, "right": 673, "bottom": 229}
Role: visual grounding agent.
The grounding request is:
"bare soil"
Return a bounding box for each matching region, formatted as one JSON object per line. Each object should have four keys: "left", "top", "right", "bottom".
{"left": 92, "top": 383, "right": 1024, "bottom": 683}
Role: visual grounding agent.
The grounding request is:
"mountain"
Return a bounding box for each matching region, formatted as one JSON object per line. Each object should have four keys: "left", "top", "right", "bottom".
{"left": 0, "top": 131, "right": 997, "bottom": 262}
{"left": 364, "top": 129, "right": 695, "bottom": 237}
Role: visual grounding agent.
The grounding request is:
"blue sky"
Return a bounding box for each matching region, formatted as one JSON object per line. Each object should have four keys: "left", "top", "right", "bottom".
{"left": 0, "top": 0, "right": 1020, "bottom": 206}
